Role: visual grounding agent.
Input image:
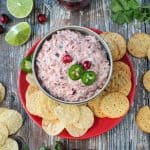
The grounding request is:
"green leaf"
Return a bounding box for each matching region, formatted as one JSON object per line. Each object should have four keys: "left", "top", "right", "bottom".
{"left": 128, "top": 0, "right": 139, "bottom": 9}
{"left": 111, "top": 12, "right": 125, "bottom": 24}
{"left": 125, "top": 10, "right": 135, "bottom": 22}
{"left": 39, "top": 144, "right": 48, "bottom": 150}
{"left": 117, "top": 0, "right": 130, "bottom": 10}
{"left": 111, "top": 9, "right": 135, "bottom": 24}
{"left": 133, "top": 8, "right": 141, "bottom": 19}
{"left": 110, "top": 0, "right": 150, "bottom": 24}
{"left": 111, "top": 0, "right": 124, "bottom": 13}
{"left": 22, "top": 144, "right": 30, "bottom": 150}
{"left": 138, "top": 7, "right": 150, "bottom": 23}
{"left": 54, "top": 141, "right": 65, "bottom": 150}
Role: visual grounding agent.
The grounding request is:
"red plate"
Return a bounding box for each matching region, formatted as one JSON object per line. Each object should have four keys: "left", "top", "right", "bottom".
{"left": 18, "top": 29, "right": 136, "bottom": 140}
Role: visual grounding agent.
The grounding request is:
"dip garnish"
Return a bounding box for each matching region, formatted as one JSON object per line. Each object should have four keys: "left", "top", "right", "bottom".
{"left": 81, "top": 71, "right": 97, "bottom": 86}
{"left": 63, "top": 54, "right": 73, "bottom": 64}
{"left": 21, "top": 54, "right": 33, "bottom": 73}
{"left": 82, "top": 60, "right": 91, "bottom": 70}
{"left": 68, "top": 63, "right": 97, "bottom": 86}
{"left": 68, "top": 64, "right": 84, "bottom": 80}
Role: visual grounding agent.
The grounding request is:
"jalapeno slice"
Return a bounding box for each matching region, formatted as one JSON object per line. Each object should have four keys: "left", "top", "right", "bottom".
{"left": 68, "top": 64, "right": 84, "bottom": 80}
{"left": 21, "top": 54, "right": 33, "bottom": 73}
{"left": 81, "top": 71, "right": 97, "bottom": 85}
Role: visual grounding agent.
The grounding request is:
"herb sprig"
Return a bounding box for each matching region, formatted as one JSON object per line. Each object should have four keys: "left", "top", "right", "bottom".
{"left": 111, "top": 0, "right": 150, "bottom": 24}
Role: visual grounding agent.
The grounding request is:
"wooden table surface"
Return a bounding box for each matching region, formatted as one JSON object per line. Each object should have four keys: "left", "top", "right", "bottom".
{"left": 0, "top": 0, "right": 150, "bottom": 150}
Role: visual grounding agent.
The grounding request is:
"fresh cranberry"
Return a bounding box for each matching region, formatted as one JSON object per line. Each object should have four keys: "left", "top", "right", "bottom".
{"left": 82, "top": 61, "right": 91, "bottom": 70}
{"left": 0, "top": 25, "right": 4, "bottom": 34}
{"left": 0, "top": 14, "right": 9, "bottom": 24}
{"left": 63, "top": 54, "right": 73, "bottom": 63}
{"left": 37, "top": 14, "right": 47, "bottom": 24}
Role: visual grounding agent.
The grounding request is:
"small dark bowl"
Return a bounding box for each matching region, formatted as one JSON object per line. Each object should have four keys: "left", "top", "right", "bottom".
{"left": 32, "top": 26, "right": 113, "bottom": 104}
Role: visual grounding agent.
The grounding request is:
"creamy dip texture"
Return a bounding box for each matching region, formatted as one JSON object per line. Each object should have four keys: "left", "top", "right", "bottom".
{"left": 36, "top": 30, "right": 110, "bottom": 102}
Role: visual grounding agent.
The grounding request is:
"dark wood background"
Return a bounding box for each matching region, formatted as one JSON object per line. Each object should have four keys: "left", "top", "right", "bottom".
{"left": 0, "top": 0, "right": 149, "bottom": 149}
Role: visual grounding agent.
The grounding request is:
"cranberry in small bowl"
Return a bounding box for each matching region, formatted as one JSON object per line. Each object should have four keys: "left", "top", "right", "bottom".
{"left": 32, "top": 26, "right": 112, "bottom": 104}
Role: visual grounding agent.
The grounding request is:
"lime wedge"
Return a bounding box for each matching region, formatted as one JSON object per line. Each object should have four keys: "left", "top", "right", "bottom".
{"left": 5, "top": 22, "right": 31, "bottom": 46}
{"left": 7, "top": 0, "right": 33, "bottom": 18}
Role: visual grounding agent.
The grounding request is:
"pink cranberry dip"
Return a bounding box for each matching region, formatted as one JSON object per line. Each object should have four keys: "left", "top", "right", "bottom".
{"left": 36, "top": 30, "right": 110, "bottom": 102}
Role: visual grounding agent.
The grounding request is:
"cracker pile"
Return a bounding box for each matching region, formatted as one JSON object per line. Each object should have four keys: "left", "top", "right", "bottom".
{"left": 101, "top": 32, "right": 150, "bottom": 133}
{"left": 26, "top": 74, "right": 94, "bottom": 137}
{"left": 0, "top": 107, "right": 23, "bottom": 150}
{"left": 26, "top": 68, "right": 130, "bottom": 137}
{"left": 88, "top": 31, "right": 133, "bottom": 119}
{"left": 88, "top": 61, "right": 131, "bottom": 118}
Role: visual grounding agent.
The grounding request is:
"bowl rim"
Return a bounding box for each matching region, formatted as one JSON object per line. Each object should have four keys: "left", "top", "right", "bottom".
{"left": 32, "top": 25, "right": 113, "bottom": 104}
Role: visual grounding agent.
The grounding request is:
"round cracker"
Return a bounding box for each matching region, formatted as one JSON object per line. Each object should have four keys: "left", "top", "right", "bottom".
{"left": 143, "top": 70, "right": 150, "bottom": 92}
{"left": 73, "top": 106, "right": 94, "bottom": 129}
{"left": 147, "top": 48, "right": 150, "bottom": 60}
{"left": 106, "top": 68, "right": 131, "bottom": 96}
{"left": 0, "top": 108, "right": 9, "bottom": 116}
{"left": 128, "top": 33, "right": 150, "bottom": 58}
{"left": 0, "top": 138, "right": 18, "bottom": 150}
{"left": 0, "top": 109, "right": 23, "bottom": 135}
{"left": 25, "top": 85, "right": 39, "bottom": 100}
{"left": 41, "top": 97, "right": 58, "bottom": 120}
{"left": 88, "top": 91, "right": 107, "bottom": 118}
{"left": 26, "top": 88, "right": 43, "bottom": 116}
{"left": 26, "top": 89, "right": 58, "bottom": 120}
{"left": 0, "top": 83, "right": 5, "bottom": 103}
{"left": 136, "top": 106, "right": 150, "bottom": 133}
{"left": 114, "top": 61, "right": 131, "bottom": 79}
{"left": 66, "top": 124, "right": 88, "bottom": 137}
{"left": 101, "top": 33, "right": 119, "bottom": 60}
{"left": 26, "top": 85, "right": 39, "bottom": 95}
{"left": 101, "top": 32, "right": 126, "bottom": 61}
{"left": 0, "top": 123, "right": 8, "bottom": 147}
{"left": 42, "top": 119, "right": 65, "bottom": 136}
{"left": 26, "top": 73, "right": 38, "bottom": 87}
{"left": 100, "top": 92, "right": 129, "bottom": 118}
{"left": 54, "top": 104, "right": 80, "bottom": 125}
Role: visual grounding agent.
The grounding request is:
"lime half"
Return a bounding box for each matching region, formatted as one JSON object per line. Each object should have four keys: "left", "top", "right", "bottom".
{"left": 5, "top": 22, "right": 31, "bottom": 46}
{"left": 7, "top": 0, "right": 33, "bottom": 18}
